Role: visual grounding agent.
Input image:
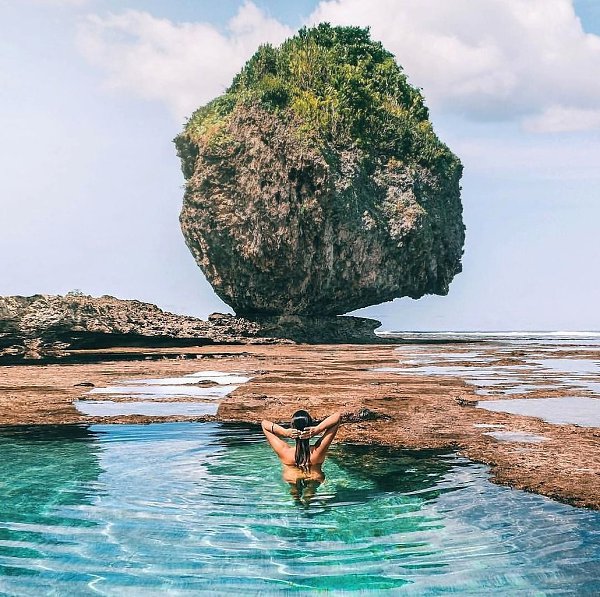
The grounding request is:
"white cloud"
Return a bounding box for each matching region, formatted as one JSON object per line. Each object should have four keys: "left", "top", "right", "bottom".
{"left": 77, "top": 0, "right": 600, "bottom": 131}
{"left": 308, "top": 0, "right": 600, "bottom": 130}
{"left": 76, "top": 2, "right": 292, "bottom": 121}
{"left": 524, "top": 105, "right": 600, "bottom": 133}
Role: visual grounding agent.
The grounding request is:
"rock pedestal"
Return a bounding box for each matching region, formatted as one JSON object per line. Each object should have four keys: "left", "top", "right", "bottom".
{"left": 245, "top": 314, "right": 383, "bottom": 344}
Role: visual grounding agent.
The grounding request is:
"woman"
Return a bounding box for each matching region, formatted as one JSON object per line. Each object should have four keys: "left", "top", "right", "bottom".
{"left": 261, "top": 410, "right": 341, "bottom": 501}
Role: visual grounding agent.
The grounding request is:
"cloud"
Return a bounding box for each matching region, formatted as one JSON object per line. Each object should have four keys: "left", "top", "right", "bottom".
{"left": 78, "top": 0, "right": 600, "bottom": 131}
{"left": 524, "top": 106, "right": 600, "bottom": 133}
{"left": 308, "top": 0, "right": 600, "bottom": 130}
{"left": 77, "top": 2, "right": 292, "bottom": 121}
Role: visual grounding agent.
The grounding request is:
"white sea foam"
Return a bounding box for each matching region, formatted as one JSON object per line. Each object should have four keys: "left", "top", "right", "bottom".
{"left": 378, "top": 331, "right": 600, "bottom": 338}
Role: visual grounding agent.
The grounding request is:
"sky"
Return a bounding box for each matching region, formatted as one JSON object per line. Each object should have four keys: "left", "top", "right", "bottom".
{"left": 1, "top": 0, "right": 599, "bottom": 331}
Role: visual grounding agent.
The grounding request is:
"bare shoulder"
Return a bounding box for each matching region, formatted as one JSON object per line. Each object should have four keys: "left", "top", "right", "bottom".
{"left": 277, "top": 445, "right": 296, "bottom": 466}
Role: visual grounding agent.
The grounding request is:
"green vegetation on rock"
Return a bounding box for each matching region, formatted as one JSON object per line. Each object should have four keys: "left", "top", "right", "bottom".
{"left": 176, "top": 24, "right": 459, "bottom": 178}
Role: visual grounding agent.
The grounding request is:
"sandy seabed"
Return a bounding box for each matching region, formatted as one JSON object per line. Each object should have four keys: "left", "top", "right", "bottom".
{"left": 0, "top": 343, "right": 598, "bottom": 509}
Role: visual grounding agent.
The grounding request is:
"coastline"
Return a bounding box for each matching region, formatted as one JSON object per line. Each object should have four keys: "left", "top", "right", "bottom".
{"left": 1, "top": 343, "right": 598, "bottom": 510}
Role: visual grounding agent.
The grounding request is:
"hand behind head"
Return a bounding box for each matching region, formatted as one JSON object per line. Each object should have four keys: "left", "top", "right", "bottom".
{"left": 299, "top": 427, "right": 314, "bottom": 440}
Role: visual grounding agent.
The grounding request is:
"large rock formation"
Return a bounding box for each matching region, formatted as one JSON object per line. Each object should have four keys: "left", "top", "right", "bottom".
{"left": 176, "top": 24, "right": 464, "bottom": 316}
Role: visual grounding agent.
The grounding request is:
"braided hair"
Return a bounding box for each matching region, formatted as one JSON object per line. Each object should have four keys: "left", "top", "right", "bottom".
{"left": 291, "top": 410, "right": 313, "bottom": 472}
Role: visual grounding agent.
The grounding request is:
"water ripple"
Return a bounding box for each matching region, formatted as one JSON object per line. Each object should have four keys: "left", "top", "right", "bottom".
{"left": 0, "top": 423, "right": 598, "bottom": 594}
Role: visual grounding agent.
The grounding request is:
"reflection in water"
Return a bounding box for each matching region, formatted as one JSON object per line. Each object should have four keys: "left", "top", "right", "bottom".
{"left": 479, "top": 396, "right": 600, "bottom": 426}
{"left": 74, "top": 370, "right": 251, "bottom": 420}
{"left": 0, "top": 423, "right": 599, "bottom": 594}
{"left": 289, "top": 478, "right": 322, "bottom": 506}
{"left": 75, "top": 399, "right": 219, "bottom": 417}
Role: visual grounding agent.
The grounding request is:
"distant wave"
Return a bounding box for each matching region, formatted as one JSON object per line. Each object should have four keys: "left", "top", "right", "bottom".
{"left": 377, "top": 330, "right": 600, "bottom": 340}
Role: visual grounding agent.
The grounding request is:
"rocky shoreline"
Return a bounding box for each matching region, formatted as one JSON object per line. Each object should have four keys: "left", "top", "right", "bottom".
{"left": 0, "top": 294, "right": 387, "bottom": 364}
{"left": 0, "top": 343, "right": 598, "bottom": 510}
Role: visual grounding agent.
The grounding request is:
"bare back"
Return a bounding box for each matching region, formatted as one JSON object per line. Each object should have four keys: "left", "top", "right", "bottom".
{"left": 261, "top": 413, "right": 341, "bottom": 477}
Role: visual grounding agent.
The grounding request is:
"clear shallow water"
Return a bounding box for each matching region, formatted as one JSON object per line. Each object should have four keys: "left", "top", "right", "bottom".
{"left": 0, "top": 423, "right": 599, "bottom": 595}
{"left": 478, "top": 397, "right": 600, "bottom": 427}
{"left": 75, "top": 371, "right": 250, "bottom": 419}
{"left": 379, "top": 333, "right": 600, "bottom": 428}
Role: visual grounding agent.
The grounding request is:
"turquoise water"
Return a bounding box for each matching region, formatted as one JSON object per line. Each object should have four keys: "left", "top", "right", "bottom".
{"left": 0, "top": 423, "right": 599, "bottom": 595}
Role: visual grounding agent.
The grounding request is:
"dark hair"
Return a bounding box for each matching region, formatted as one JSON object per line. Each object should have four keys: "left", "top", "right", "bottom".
{"left": 291, "top": 410, "right": 312, "bottom": 472}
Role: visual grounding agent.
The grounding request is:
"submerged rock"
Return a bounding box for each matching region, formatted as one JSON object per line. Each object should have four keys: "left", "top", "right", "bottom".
{"left": 176, "top": 24, "right": 464, "bottom": 316}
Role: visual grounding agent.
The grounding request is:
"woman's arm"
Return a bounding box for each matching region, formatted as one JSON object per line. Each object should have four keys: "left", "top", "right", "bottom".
{"left": 261, "top": 419, "right": 298, "bottom": 461}
{"left": 307, "top": 412, "right": 341, "bottom": 459}
{"left": 261, "top": 420, "right": 299, "bottom": 439}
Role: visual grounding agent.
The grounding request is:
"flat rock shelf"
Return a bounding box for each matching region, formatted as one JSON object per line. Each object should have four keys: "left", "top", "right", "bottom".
{"left": 1, "top": 337, "right": 599, "bottom": 509}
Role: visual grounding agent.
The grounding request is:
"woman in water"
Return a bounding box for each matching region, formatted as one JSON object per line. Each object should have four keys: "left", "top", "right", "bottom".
{"left": 261, "top": 410, "right": 341, "bottom": 502}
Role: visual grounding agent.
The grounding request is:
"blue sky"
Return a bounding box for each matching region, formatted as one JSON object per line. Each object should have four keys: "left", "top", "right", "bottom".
{"left": 1, "top": 0, "right": 599, "bottom": 330}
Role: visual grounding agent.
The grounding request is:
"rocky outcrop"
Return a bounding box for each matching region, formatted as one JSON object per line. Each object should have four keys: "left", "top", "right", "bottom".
{"left": 176, "top": 24, "right": 464, "bottom": 317}
{"left": 0, "top": 294, "right": 385, "bottom": 362}
{"left": 0, "top": 294, "right": 252, "bottom": 361}
{"left": 242, "top": 314, "right": 382, "bottom": 344}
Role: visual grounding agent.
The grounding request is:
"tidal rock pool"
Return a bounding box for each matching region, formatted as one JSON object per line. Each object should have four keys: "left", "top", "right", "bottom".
{"left": 0, "top": 423, "right": 599, "bottom": 595}
{"left": 74, "top": 371, "right": 250, "bottom": 419}
{"left": 478, "top": 396, "right": 600, "bottom": 426}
